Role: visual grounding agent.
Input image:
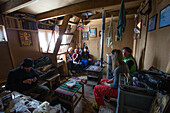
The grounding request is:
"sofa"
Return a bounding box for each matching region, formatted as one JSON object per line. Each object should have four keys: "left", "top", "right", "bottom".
{"left": 34, "top": 57, "right": 57, "bottom": 81}
{"left": 133, "top": 67, "right": 170, "bottom": 94}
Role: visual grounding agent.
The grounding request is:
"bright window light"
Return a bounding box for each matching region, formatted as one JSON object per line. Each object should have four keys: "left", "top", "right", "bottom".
{"left": 0, "top": 25, "right": 7, "bottom": 41}
{"left": 38, "top": 29, "right": 59, "bottom": 53}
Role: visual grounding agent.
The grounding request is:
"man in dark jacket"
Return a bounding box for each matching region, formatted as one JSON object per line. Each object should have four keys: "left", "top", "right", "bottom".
{"left": 6, "top": 58, "right": 50, "bottom": 101}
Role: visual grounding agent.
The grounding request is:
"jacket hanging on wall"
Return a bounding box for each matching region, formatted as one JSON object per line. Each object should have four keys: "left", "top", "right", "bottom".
{"left": 107, "top": 15, "right": 114, "bottom": 48}
{"left": 117, "top": 0, "right": 126, "bottom": 40}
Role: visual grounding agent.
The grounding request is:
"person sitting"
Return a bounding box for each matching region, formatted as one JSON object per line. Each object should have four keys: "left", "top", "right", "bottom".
{"left": 80, "top": 46, "right": 93, "bottom": 68}
{"left": 93, "top": 49, "right": 129, "bottom": 110}
{"left": 72, "top": 49, "right": 83, "bottom": 73}
{"left": 122, "top": 47, "right": 137, "bottom": 76}
{"left": 6, "top": 58, "right": 50, "bottom": 101}
{"left": 67, "top": 47, "right": 74, "bottom": 75}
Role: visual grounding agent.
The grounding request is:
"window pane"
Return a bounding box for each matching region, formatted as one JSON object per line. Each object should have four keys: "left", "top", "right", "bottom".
{"left": 38, "top": 31, "right": 47, "bottom": 53}
{"left": 47, "top": 31, "right": 59, "bottom": 53}
{"left": 58, "top": 45, "right": 69, "bottom": 54}
{"left": 0, "top": 26, "right": 7, "bottom": 41}
{"left": 47, "top": 31, "right": 54, "bottom": 53}
{"left": 61, "top": 35, "right": 73, "bottom": 44}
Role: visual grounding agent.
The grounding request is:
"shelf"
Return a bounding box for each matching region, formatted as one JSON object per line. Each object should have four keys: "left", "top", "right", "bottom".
{"left": 6, "top": 15, "right": 36, "bottom": 22}
{"left": 5, "top": 16, "right": 37, "bottom": 31}
{"left": 7, "top": 28, "right": 38, "bottom": 32}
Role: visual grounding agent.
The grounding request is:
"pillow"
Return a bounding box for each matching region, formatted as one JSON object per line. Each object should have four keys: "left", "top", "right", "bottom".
{"left": 42, "top": 64, "right": 52, "bottom": 72}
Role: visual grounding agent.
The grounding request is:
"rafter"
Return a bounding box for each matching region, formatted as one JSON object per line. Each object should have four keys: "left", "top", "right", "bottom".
{"left": 54, "top": 15, "right": 71, "bottom": 55}
{"left": 36, "top": 0, "right": 143, "bottom": 20}
{"left": 87, "top": 7, "right": 138, "bottom": 20}
{"left": 0, "top": 0, "right": 38, "bottom": 14}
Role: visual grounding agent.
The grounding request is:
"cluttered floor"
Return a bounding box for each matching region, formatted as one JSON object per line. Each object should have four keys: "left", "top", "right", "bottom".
{"left": 52, "top": 72, "right": 117, "bottom": 113}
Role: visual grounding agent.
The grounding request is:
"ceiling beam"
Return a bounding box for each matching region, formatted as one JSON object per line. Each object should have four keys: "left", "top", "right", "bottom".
{"left": 36, "top": 0, "right": 142, "bottom": 20}
{"left": 87, "top": 7, "right": 138, "bottom": 20}
{"left": 0, "top": 0, "right": 39, "bottom": 14}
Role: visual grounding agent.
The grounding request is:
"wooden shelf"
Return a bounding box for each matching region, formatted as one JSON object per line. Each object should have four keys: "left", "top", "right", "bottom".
{"left": 7, "top": 28, "right": 38, "bottom": 32}
{"left": 5, "top": 16, "right": 37, "bottom": 22}
{"left": 6, "top": 15, "right": 36, "bottom": 22}
{"left": 5, "top": 16, "right": 37, "bottom": 31}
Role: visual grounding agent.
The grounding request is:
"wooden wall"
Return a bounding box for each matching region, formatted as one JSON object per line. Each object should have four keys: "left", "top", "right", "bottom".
{"left": 135, "top": 0, "right": 170, "bottom": 72}
{"left": 0, "top": 29, "right": 43, "bottom": 81}
{"left": 82, "top": 18, "right": 134, "bottom": 62}
{"left": 6, "top": 30, "right": 42, "bottom": 68}
{"left": 0, "top": 42, "right": 13, "bottom": 81}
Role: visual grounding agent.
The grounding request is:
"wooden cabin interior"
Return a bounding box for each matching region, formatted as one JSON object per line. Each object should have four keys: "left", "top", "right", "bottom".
{"left": 0, "top": 0, "right": 170, "bottom": 113}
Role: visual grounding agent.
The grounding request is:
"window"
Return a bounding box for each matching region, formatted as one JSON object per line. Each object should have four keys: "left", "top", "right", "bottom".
{"left": 0, "top": 25, "right": 7, "bottom": 41}
{"left": 38, "top": 29, "right": 59, "bottom": 53}
{"left": 58, "top": 34, "right": 73, "bottom": 55}
{"left": 61, "top": 35, "right": 73, "bottom": 44}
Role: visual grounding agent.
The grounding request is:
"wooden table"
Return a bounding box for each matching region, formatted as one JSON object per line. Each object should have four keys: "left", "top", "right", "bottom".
{"left": 86, "top": 65, "right": 103, "bottom": 84}
{"left": 54, "top": 77, "right": 85, "bottom": 113}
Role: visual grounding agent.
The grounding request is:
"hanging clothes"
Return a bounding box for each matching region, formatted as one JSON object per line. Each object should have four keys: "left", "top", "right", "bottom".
{"left": 107, "top": 15, "right": 114, "bottom": 48}
{"left": 117, "top": 0, "right": 126, "bottom": 40}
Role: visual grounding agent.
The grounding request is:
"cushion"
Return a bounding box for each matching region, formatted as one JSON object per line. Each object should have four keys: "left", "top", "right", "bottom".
{"left": 42, "top": 64, "right": 52, "bottom": 72}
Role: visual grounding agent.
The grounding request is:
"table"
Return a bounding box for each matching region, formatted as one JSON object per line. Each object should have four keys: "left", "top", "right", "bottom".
{"left": 3, "top": 91, "right": 60, "bottom": 113}
{"left": 54, "top": 77, "right": 86, "bottom": 113}
{"left": 86, "top": 65, "right": 103, "bottom": 84}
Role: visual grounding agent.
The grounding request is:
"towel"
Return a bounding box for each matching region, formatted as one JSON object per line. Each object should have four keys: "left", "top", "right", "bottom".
{"left": 117, "top": 0, "right": 126, "bottom": 40}
{"left": 107, "top": 15, "right": 114, "bottom": 48}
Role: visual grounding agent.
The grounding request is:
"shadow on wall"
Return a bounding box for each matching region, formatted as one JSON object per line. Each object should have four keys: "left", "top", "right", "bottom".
{"left": 152, "top": 55, "right": 158, "bottom": 70}
{"left": 139, "top": 48, "right": 145, "bottom": 70}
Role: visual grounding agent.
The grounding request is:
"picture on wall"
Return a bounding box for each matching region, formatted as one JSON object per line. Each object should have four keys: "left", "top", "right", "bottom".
{"left": 19, "top": 31, "right": 32, "bottom": 46}
{"left": 90, "top": 28, "right": 97, "bottom": 38}
{"left": 82, "top": 32, "right": 88, "bottom": 40}
{"left": 159, "top": 4, "right": 170, "bottom": 28}
{"left": 148, "top": 14, "right": 157, "bottom": 31}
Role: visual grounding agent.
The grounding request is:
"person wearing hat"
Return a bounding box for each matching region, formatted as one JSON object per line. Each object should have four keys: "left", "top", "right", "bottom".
{"left": 6, "top": 58, "right": 50, "bottom": 101}
{"left": 122, "top": 47, "right": 137, "bottom": 75}
{"left": 80, "top": 46, "right": 93, "bottom": 68}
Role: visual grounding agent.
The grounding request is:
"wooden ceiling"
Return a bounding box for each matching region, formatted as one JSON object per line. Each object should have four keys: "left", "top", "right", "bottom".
{"left": 0, "top": 0, "right": 144, "bottom": 20}
{"left": 19, "top": 0, "right": 88, "bottom": 14}
{"left": 0, "top": 0, "right": 8, "bottom": 5}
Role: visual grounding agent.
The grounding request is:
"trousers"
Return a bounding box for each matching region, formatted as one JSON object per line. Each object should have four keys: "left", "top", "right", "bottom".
{"left": 94, "top": 79, "right": 118, "bottom": 106}
{"left": 22, "top": 85, "right": 50, "bottom": 102}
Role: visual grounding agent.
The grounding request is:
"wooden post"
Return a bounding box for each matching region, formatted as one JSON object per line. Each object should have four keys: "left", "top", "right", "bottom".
{"left": 142, "top": 14, "right": 149, "bottom": 70}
